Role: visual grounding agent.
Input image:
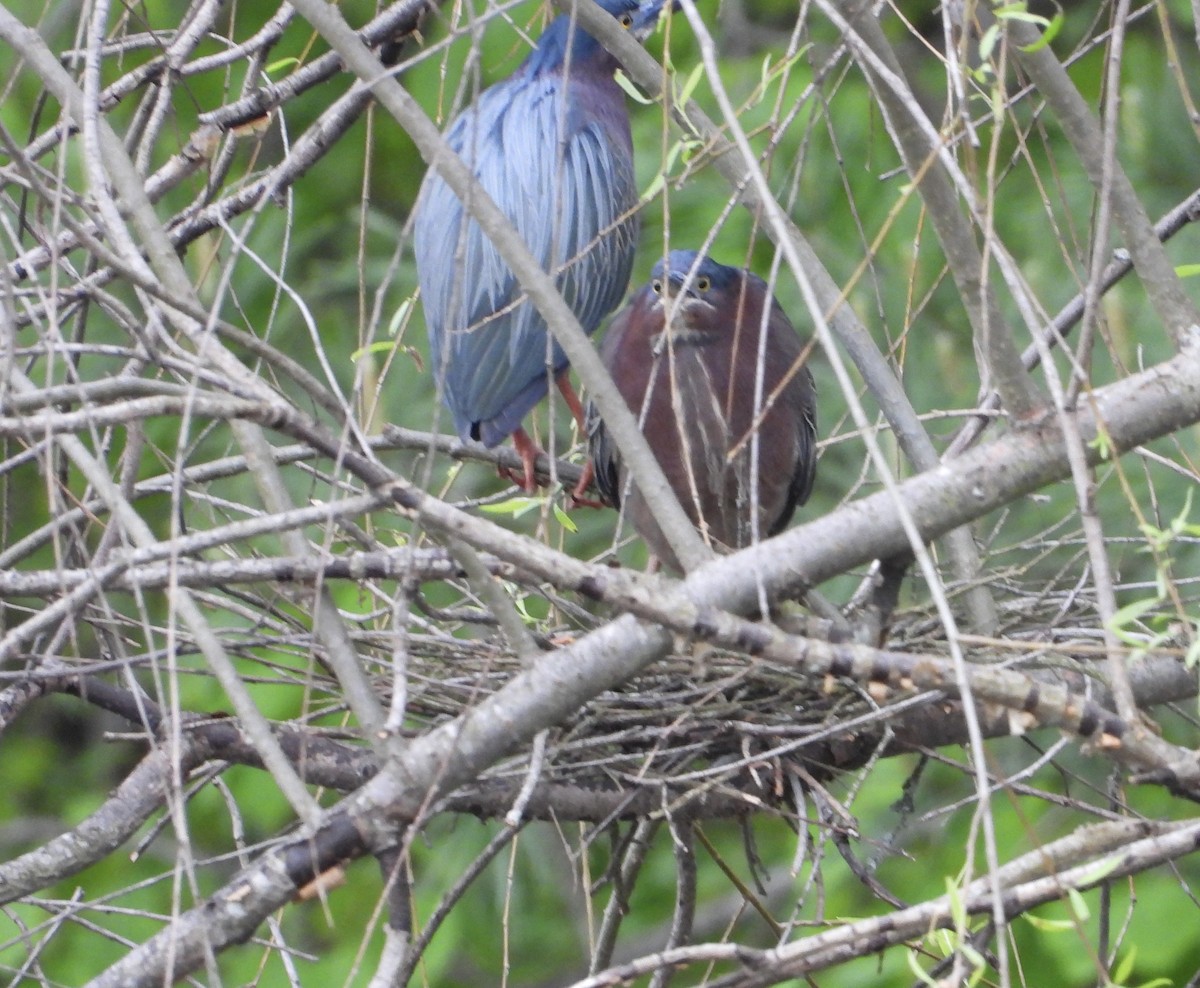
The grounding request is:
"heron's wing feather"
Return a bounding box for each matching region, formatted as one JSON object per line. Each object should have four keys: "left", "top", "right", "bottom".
{"left": 549, "top": 100, "right": 638, "bottom": 337}
{"left": 587, "top": 303, "right": 638, "bottom": 508}
{"left": 414, "top": 74, "right": 637, "bottom": 443}
{"left": 769, "top": 309, "right": 818, "bottom": 534}
{"left": 789, "top": 374, "right": 818, "bottom": 505}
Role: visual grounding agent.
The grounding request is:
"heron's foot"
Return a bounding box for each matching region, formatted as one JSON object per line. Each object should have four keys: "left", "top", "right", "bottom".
{"left": 567, "top": 460, "right": 605, "bottom": 509}
{"left": 502, "top": 427, "right": 542, "bottom": 492}
{"left": 568, "top": 492, "right": 606, "bottom": 510}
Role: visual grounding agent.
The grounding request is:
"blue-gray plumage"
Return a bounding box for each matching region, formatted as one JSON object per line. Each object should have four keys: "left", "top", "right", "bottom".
{"left": 414, "top": 0, "right": 667, "bottom": 488}
{"left": 588, "top": 251, "right": 818, "bottom": 572}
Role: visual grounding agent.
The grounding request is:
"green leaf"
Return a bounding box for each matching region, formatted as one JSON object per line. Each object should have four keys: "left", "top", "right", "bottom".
{"left": 642, "top": 170, "right": 666, "bottom": 202}
{"left": 1039, "top": 7, "right": 1067, "bottom": 48}
{"left": 266, "top": 57, "right": 299, "bottom": 76}
{"left": 387, "top": 297, "right": 415, "bottom": 337}
{"left": 1024, "top": 912, "right": 1075, "bottom": 932}
{"left": 1087, "top": 424, "right": 1113, "bottom": 460}
{"left": 749, "top": 46, "right": 807, "bottom": 107}
{"left": 1185, "top": 632, "right": 1200, "bottom": 669}
{"left": 350, "top": 334, "right": 423, "bottom": 371}
{"left": 905, "top": 947, "right": 937, "bottom": 987}
{"left": 764, "top": 45, "right": 807, "bottom": 84}
{"left": 1170, "top": 487, "right": 1195, "bottom": 535}
{"left": 978, "top": 24, "right": 1001, "bottom": 61}
{"left": 1067, "top": 887, "right": 1090, "bottom": 921}
{"left": 970, "top": 64, "right": 993, "bottom": 86}
{"left": 614, "top": 70, "right": 653, "bottom": 105}
{"left": 553, "top": 502, "right": 578, "bottom": 533}
{"left": 991, "top": 1, "right": 1064, "bottom": 51}
{"left": 1075, "top": 854, "right": 1122, "bottom": 886}
{"left": 993, "top": 2, "right": 1047, "bottom": 25}
{"left": 1107, "top": 597, "right": 1160, "bottom": 642}
{"left": 480, "top": 497, "right": 543, "bottom": 519}
{"left": 945, "top": 877, "right": 968, "bottom": 932}
{"left": 676, "top": 63, "right": 704, "bottom": 106}
{"left": 1112, "top": 945, "right": 1137, "bottom": 985}
{"left": 663, "top": 139, "right": 684, "bottom": 174}
{"left": 678, "top": 136, "right": 703, "bottom": 163}
{"left": 1175, "top": 263, "right": 1200, "bottom": 278}
{"left": 1137, "top": 519, "right": 1168, "bottom": 552}
{"left": 513, "top": 592, "right": 535, "bottom": 624}
{"left": 351, "top": 340, "right": 396, "bottom": 362}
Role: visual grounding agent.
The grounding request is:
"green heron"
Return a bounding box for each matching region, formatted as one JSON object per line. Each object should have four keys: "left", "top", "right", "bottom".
{"left": 413, "top": 0, "right": 669, "bottom": 489}
{"left": 588, "top": 250, "right": 818, "bottom": 572}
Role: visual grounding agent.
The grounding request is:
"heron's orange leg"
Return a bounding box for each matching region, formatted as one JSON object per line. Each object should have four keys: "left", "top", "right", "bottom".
{"left": 504, "top": 427, "right": 542, "bottom": 492}
{"left": 556, "top": 373, "right": 606, "bottom": 508}
{"left": 569, "top": 460, "right": 605, "bottom": 509}
{"left": 555, "top": 372, "right": 588, "bottom": 432}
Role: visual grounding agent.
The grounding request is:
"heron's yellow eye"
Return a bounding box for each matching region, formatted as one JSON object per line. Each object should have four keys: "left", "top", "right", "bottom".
{"left": 696, "top": 276, "right": 711, "bottom": 292}
{"left": 651, "top": 279, "right": 663, "bottom": 294}
{"left": 619, "top": 12, "right": 633, "bottom": 27}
